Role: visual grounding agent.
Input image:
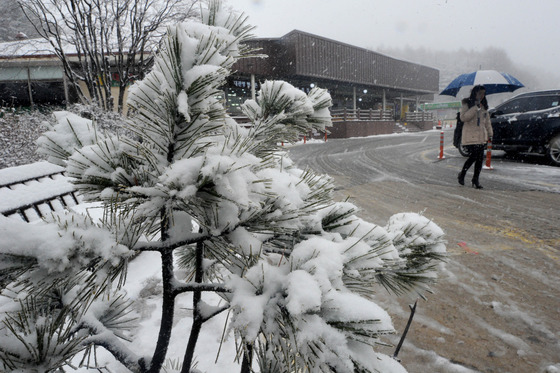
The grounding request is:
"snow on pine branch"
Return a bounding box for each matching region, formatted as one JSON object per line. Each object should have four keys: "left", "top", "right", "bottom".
{"left": 1, "top": 1, "right": 447, "bottom": 372}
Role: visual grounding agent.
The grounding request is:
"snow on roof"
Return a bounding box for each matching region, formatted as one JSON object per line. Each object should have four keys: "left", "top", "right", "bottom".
{"left": 0, "top": 37, "right": 152, "bottom": 62}
{"left": 0, "top": 38, "right": 75, "bottom": 59}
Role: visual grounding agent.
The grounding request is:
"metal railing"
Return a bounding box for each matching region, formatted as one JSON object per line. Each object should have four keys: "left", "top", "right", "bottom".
{"left": 331, "top": 108, "right": 393, "bottom": 122}
{"left": 227, "top": 108, "right": 433, "bottom": 124}
{"left": 404, "top": 111, "right": 434, "bottom": 122}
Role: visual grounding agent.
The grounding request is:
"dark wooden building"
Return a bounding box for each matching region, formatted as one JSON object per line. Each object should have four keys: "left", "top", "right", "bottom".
{"left": 228, "top": 30, "right": 439, "bottom": 119}
{"left": 0, "top": 30, "right": 439, "bottom": 136}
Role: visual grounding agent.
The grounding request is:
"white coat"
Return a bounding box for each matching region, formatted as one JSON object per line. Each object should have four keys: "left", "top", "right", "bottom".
{"left": 460, "top": 99, "right": 493, "bottom": 145}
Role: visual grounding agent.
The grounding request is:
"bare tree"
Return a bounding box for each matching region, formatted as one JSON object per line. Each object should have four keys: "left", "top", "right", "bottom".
{"left": 18, "top": 0, "right": 200, "bottom": 113}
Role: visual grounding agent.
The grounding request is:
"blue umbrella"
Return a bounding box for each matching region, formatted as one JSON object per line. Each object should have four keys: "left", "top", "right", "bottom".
{"left": 440, "top": 70, "right": 524, "bottom": 96}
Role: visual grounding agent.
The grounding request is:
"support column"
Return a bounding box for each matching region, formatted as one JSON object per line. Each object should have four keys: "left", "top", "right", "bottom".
{"left": 382, "top": 89, "right": 386, "bottom": 111}
{"left": 400, "top": 93, "right": 404, "bottom": 120}
{"left": 250, "top": 74, "right": 256, "bottom": 100}
{"left": 63, "top": 71, "right": 70, "bottom": 108}
{"left": 26, "top": 67, "right": 34, "bottom": 109}
{"left": 353, "top": 86, "right": 357, "bottom": 111}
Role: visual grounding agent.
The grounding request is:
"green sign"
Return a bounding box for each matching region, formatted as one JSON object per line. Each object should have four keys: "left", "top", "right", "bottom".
{"left": 421, "top": 102, "right": 461, "bottom": 110}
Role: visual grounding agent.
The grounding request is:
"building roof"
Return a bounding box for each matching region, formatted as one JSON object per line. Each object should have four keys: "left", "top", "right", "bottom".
{"left": 233, "top": 30, "right": 439, "bottom": 99}
{"left": 0, "top": 38, "right": 69, "bottom": 59}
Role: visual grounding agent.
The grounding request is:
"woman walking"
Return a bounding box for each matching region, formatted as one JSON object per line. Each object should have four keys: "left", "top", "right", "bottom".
{"left": 458, "top": 85, "right": 493, "bottom": 189}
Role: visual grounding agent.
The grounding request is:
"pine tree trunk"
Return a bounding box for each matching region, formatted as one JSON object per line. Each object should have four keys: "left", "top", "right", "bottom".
{"left": 147, "top": 210, "right": 176, "bottom": 373}
{"left": 181, "top": 241, "right": 205, "bottom": 373}
{"left": 118, "top": 83, "right": 126, "bottom": 115}
{"left": 240, "top": 343, "right": 253, "bottom": 373}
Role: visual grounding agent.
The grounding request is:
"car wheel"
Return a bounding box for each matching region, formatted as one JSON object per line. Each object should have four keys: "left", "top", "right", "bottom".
{"left": 458, "top": 144, "right": 471, "bottom": 157}
{"left": 504, "top": 149, "right": 520, "bottom": 158}
{"left": 546, "top": 135, "right": 560, "bottom": 166}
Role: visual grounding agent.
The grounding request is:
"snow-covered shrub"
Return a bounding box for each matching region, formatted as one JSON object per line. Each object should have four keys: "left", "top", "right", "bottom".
{"left": 0, "top": 108, "right": 51, "bottom": 168}
{"left": 66, "top": 103, "right": 131, "bottom": 136}
{"left": 0, "top": 1, "right": 446, "bottom": 372}
{"left": 0, "top": 104, "right": 127, "bottom": 169}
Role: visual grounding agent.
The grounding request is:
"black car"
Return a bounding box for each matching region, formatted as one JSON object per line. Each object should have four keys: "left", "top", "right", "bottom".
{"left": 457, "top": 90, "right": 560, "bottom": 166}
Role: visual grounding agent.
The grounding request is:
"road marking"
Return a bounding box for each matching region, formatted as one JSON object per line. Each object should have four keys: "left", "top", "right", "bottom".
{"left": 457, "top": 241, "right": 478, "bottom": 254}
{"left": 473, "top": 222, "right": 560, "bottom": 262}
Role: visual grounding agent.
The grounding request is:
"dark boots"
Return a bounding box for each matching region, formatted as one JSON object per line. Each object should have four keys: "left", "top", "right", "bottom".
{"left": 472, "top": 161, "right": 483, "bottom": 189}
{"left": 472, "top": 178, "right": 483, "bottom": 189}
{"left": 457, "top": 171, "right": 465, "bottom": 185}
{"left": 459, "top": 144, "right": 484, "bottom": 189}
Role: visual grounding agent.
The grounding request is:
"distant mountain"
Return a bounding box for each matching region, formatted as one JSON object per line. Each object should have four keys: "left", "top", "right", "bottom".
{"left": 0, "top": 0, "right": 40, "bottom": 41}
{"left": 377, "top": 45, "right": 560, "bottom": 104}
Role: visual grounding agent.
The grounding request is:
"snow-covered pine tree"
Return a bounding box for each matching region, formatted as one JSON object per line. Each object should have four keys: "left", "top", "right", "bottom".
{"left": 0, "top": 1, "right": 446, "bottom": 372}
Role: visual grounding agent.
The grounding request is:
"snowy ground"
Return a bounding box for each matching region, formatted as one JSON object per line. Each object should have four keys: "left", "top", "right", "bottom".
{"left": 288, "top": 131, "right": 560, "bottom": 373}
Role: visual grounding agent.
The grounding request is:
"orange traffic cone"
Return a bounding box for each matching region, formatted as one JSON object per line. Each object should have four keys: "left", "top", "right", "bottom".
{"left": 438, "top": 131, "right": 445, "bottom": 159}
{"left": 484, "top": 139, "right": 494, "bottom": 170}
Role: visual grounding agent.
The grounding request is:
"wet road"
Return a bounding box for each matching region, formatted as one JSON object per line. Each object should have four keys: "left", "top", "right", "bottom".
{"left": 288, "top": 129, "right": 560, "bottom": 373}
{"left": 290, "top": 130, "right": 560, "bottom": 193}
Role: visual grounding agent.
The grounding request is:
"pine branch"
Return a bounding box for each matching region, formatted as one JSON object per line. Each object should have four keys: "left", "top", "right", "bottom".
{"left": 172, "top": 282, "right": 229, "bottom": 295}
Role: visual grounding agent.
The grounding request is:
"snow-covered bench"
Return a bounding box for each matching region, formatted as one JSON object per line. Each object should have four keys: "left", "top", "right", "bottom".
{"left": 0, "top": 161, "right": 81, "bottom": 222}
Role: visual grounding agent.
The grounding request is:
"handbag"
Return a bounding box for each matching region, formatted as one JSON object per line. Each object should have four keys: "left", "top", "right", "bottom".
{"left": 453, "top": 112, "right": 463, "bottom": 148}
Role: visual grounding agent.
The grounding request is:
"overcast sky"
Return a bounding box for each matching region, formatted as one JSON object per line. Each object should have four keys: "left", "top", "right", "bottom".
{"left": 225, "top": 0, "right": 560, "bottom": 76}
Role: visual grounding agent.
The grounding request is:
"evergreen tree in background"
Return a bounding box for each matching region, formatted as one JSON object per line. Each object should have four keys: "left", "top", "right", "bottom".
{"left": 0, "top": 0, "right": 40, "bottom": 41}
{"left": 0, "top": 1, "right": 446, "bottom": 372}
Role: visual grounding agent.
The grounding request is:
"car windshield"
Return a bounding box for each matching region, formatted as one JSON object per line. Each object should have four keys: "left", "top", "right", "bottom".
{"left": 495, "top": 95, "right": 560, "bottom": 115}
